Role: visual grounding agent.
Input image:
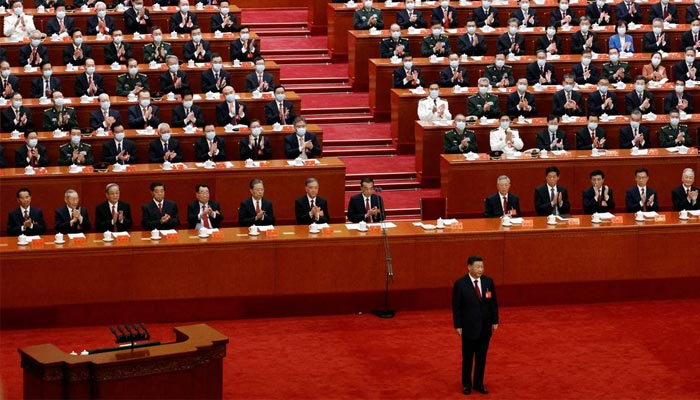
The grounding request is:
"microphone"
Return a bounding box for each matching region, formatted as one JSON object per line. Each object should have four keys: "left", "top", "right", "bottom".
{"left": 374, "top": 187, "right": 383, "bottom": 192}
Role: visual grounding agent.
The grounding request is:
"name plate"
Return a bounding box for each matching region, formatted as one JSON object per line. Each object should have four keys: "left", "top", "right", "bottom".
{"left": 612, "top": 216, "right": 624, "bottom": 224}
{"left": 654, "top": 215, "right": 666, "bottom": 222}
{"left": 567, "top": 218, "right": 581, "bottom": 225}
{"left": 522, "top": 219, "right": 534, "bottom": 227}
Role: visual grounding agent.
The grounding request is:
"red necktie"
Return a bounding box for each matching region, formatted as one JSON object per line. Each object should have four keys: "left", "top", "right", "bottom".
{"left": 443, "top": 8, "right": 449, "bottom": 29}
{"left": 24, "top": 210, "right": 29, "bottom": 220}
{"left": 111, "top": 204, "right": 117, "bottom": 231}
{"left": 503, "top": 196, "right": 508, "bottom": 215}
{"left": 278, "top": 103, "right": 285, "bottom": 124}
{"left": 100, "top": 19, "right": 106, "bottom": 34}
{"left": 158, "top": 202, "right": 163, "bottom": 213}
{"left": 601, "top": 93, "right": 606, "bottom": 102}
{"left": 641, "top": 188, "right": 647, "bottom": 212}
{"left": 474, "top": 280, "right": 482, "bottom": 300}
{"left": 202, "top": 205, "right": 211, "bottom": 228}
{"left": 255, "top": 200, "right": 261, "bottom": 214}
{"left": 365, "top": 197, "right": 371, "bottom": 222}
{"left": 311, "top": 198, "right": 315, "bottom": 209}
{"left": 597, "top": 189, "right": 603, "bottom": 205}
{"left": 663, "top": 6, "right": 668, "bottom": 19}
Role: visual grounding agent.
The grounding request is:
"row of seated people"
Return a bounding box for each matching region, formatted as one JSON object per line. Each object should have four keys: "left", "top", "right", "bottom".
{"left": 1, "top": 54, "right": 274, "bottom": 98}
{"left": 0, "top": 118, "right": 320, "bottom": 167}
{"left": 348, "top": 0, "right": 700, "bottom": 30}
{"left": 6, "top": 166, "right": 698, "bottom": 237}
{"left": 3, "top": 0, "right": 239, "bottom": 36}
{"left": 378, "top": 19, "right": 700, "bottom": 57}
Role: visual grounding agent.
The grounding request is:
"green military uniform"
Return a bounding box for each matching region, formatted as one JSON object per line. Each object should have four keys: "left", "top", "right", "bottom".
{"left": 485, "top": 65, "right": 514, "bottom": 87}
{"left": 659, "top": 123, "right": 692, "bottom": 147}
{"left": 58, "top": 141, "right": 93, "bottom": 166}
{"left": 354, "top": 7, "right": 384, "bottom": 30}
{"left": 143, "top": 42, "right": 173, "bottom": 64}
{"left": 116, "top": 73, "right": 150, "bottom": 96}
{"left": 602, "top": 61, "right": 631, "bottom": 83}
{"left": 467, "top": 93, "right": 501, "bottom": 118}
{"left": 380, "top": 37, "right": 411, "bottom": 58}
{"left": 421, "top": 34, "right": 451, "bottom": 56}
{"left": 43, "top": 107, "right": 79, "bottom": 131}
{"left": 444, "top": 128, "right": 478, "bottom": 154}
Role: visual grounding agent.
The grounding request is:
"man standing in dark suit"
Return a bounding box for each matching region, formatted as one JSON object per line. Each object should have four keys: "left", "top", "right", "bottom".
{"left": 587, "top": 78, "right": 618, "bottom": 116}
{"left": 101, "top": 123, "right": 137, "bottom": 164}
{"left": 507, "top": 78, "right": 538, "bottom": 118}
{"left": 439, "top": 53, "right": 468, "bottom": 88}
{"left": 201, "top": 54, "right": 230, "bottom": 93}
{"left": 536, "top": 115, "right": 569, "bottom": 151}
{"left": 142, "top": 182, "right": 181, "bottom": 230}
{"left": 582, "top": 170, "right": 615, "bottom": 214}
{"left": 452, "top": 255, "right": 499, "bottom": 395}
{"left": 264, "top": 86, "right": 297, "bottom": 125}
{"left": 6, "top": 188, "right": 46, "bottom": 236}
{"left": 397, "top": 0, "right": 427, "bottom": 29}
{"left": 347, "top": 177, "right": 385, "bottom": 223}
{"left": 210, "top": 1, "right": 237, "bottom": 32}
{"left": 2, "top": 93, "right": 34, "bottom": 133}
{"left": 626, "top": 168, "right": 659, "bottom": 212}
{"left": 620, "top": 110, "right": 650, "bottom": 148}
{"left": 62, "top": 29, "right": 92, "bottom": 66}
{"left": 552, "top": 74, "right": 584, "bottom": 116}
{"left": 45, "top": 3, "right": 75, "bottom": 36}
{"left": 90, "top": 93, "right": 122, "bottom": 130}
{"left": 484, "top": 175, "right": 521, "bottom": 218}
{"left": 238, "top": 178, "right": 275, "bottom": 227}
{"left": 576, "top": 115, "right": 607, "bottom": 150}
{"left": 55, "top": 189, "right": 92, "bottom": 234}
{"left": 570, "top": 17, "right": 600, "bottom": 54}
{"left": 95, "top": 183, "right": 133, "bottom": 232}
{"left": 295, "top": 178, "right": 330, "bottom": 225}
{"left": 170, "top": 0, "right": 198, "bottom": 34}
{"left": 187, "top": 184, "right": 224, "bottom": 229}
{"left": 534, "top": 166, "right": 571, "bottom": 216}
{"left": 239, "top": 120, "right": 272, "bottom": 160}
{"left": 124, "top": 0, "right": 152, "bottom": 34}
{"left": 526, "top": 50, "right": 557, "bottom": 85}
{"left": 244, "top": 57, "right": 275, "bottom": 92}
{"left": 216, "top": 86, "right": 249, "bottom": 126}
{"left": 284, "top": 117, "right": 321, "bottom": 159}
{"left": 672, "top": 168, "right": 699, "bottom": 211}
{"left": 148, "top": 123, "right": 183, "bottom": 163}
{"left": 194, "top": 124, "right": 227, "bottom": 161}
{"left": 75, "top": 59, "right": 105, "bottom": 97}
{"left": 458, "top": 20, "right": 487, "bottom": 56}
{"left": 393, "top": 55, "right": 423, "bottom": 89}
{"left": 432, "top": 1, "right": 458, "bottom": 28}
{"left": 128, "top": 91, "right": 160, "bottom": 129}
{"left": 159, "top": 56, "right": 191, "bottom": 95}
{"left": 15, "top": 131, "right": 49, "bottom": 167}
{"left": 104, "top": 30, "right": 132, "bottom": 65}
{"left": 171, "top": 91, "right": 205, "bottom": 128}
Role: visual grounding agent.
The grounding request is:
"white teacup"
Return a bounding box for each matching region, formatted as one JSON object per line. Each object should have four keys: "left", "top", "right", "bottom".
{"left": 540, "top": 149, "right": 548, "bottom": 158}
{"left": 69, "top": 164, "right": 80, "bottom": 173}
{"left": 184, "top": 125, "right": 195, "bottom": 133}
{"left": 358, "top": 220, "right": 368, "bottom": 230}
{"left": 501, "top": 216, "right": 512, "bottom": 226}
{"left": 204, "top": 159, "right": 215, "bottom": 168}
{"left": 151, "top": 229, "right": 161, "bottom": 239}
{"left": 24, "top": 165, "right": 35, "bottom": 175}
{"left": 591, "top": 213, "right": 601, "bottom": 223}
{"left": 460, "top": 54, "right": 468, "bottom": 62}
{"left": 188, "top": 59, "right": 195, "bottom": 67}
{"left": 24, "top": 64, "right": 33, "bottom": 72}
{"left": 635, "top": 211, "right": 645, "bottom": 221}
{"left": 103, "top": 231, "right": 112, "bottom": 240}
{"left": 18, "top": 234, "right": 28, "bottom": 244}
{"left": 631, "top": 147, "right": 639, "bottom": 155}
{"left": 249, "top": 225, "right": 259, "bottom": 235}
{"left": 170, "top": 31, "right": 178, "bottom": 39}
{"left": 199, "top": 227, "right": 209, "bottom": 237}
{"left": 600, "top": 113, "right": 609, "bottom": 122}
{"left": 518, "top": 115, "right": 525, "bottom": 123}
{"left": 294, "top": 158, "right": 304, "bottom": 166}
{"left": 214, "top": 30, "right": 223, "bottom": 38}
{"left": 309, "top": 223, "right": 320, "bottom": 233}
{"left": 146, "top": 126, "right": 154, "bottom": 134}
{"left": 54, "top": 233, "right": 64, "bottom": 243}
{"left": 163, "top": 161, "right": 173, "bottom": 170}
{"left": 547, "top": 215, "right": 557, "bottom": 224}
{"left": 96, "top": 127, "right": 106, "bottom": 136}
{"left": 678, "top": 146, "right": 689, "bottom": 155}
{"left": 679, "top": 210, "right": 689, "bottom": 219}
{"left": 10, "top": 130, "right": 21, "bottom": 139}
{"left": 233, "top": 59, "right": 241, "bottom": 67}
{"left": 167, "top": 92, "right": 176, "bottom": 100}
{"left": 436, "top": 218, "right": 445, "bottom": 229}
{"left": 252, "top": 90, "right": 262, "bottom": 99}
{"left": 224, "top": 124, "right": 235, "bottom": 132}
{"left": 245, "top": 158, "right": 254, "bottom": 167}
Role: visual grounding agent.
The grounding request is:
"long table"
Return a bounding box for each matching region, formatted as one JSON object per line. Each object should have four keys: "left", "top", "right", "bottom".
{"left": 0, "top": 91, "right": 302, "bottom": 131}
{"left": 369, "top": 53, "right": 688, "bottom": 116}
{"left": 440, "top": 150, "right": 700, "bottom": 217}
{"left": 0, "top": 157, "right": 346, "bottom": 234}
{"left": 2, "top": 214, "right": 698, "bottom": 328}
{"left": 417, "top": 117, "right": 700, "bottom": 186}
{"left": 391, "top": 85, "right": 699, "bottom": 153}
{"left": 9, "top": 61, "right": 281, "bottom": 99}
{"left": 0, "top": 125, "right": 323, "bottom": 166}
{"left": 0, "top": 32, "right": 260, "bottom": 65}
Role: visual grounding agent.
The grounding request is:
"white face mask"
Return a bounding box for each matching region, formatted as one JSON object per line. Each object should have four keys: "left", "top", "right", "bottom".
{"left": 364, "top": 1, "right": 373, "bottom": 8}
{"left": 226, "top": 94, "right": 235, "bottom": 102}
{"left": 192, "top": 35, "right": 202, "bottom": 42}
{"left": 441, "top": 1, "right": 449, "bottom": 7}
{"left": 495, "top": 60, "right": 505, "bottom": 68}
{"left": 71, "top": 135, "right": 81, "bottom": 145}
{"left": 296, "top": 127, "right": 307, "bottom": 136}
{"left": 651, "top": 57, "right": 661, "bottom": 67}
{"left": 404, "top": 61, "right": 413, "bottom": 69}
{"left": 240, "top": 33, "right": 250, "bottom": 41}
{"left": 43, "top": 70, "right": 52, "bottom": 78}
{"left": 617, "top": 28, "right": 626, "bottom": 35}
{"left": 161, "top": 133, "right": 171, "bottom": 142}
{"left": 482, "top": 1, "right": 491, "bottom": 7}
{"left": 582, "top": 57, "right": 591, "bottom": 66}
{"left": 56, "top": 10, "right": 66, "bottom": 19}
{"left": 564, "top": 84, "right": 573, "bottom": 92}
{"left": 100, "top": 101, "right": 110, "bottom": 110}
{"left": 467, "top": 26, "right": 476, "bottom": 34}
{"left": 508, "top": 27, "right": 518, "bottom": 35}
{"left": 548, "top": 124, "right": 558, "bottom": 132}
{"left": 14, "top": 7, "right": 23, "bottom": 16}
{"left": 74, "top": 37, "right": 83, "bottom": 46}
{"left": 97, "top": 10, "right": 107, "bottom": 18}
{"left": 129, "top": 67, "right": 139, "bottom": 75}
{"left": 54, "top": 98, "right": 65, "bottom": 107}
{"left": 670, "top": 117, "right": 679, "bottom": 126}
{"left": 86, "top": 66, "right": 96, "bottom": 75}
{"left": 517, "top": 84, "right": 527, "bottom": 92}
{"left": 500, "top": 121, "right": 510, "bottom": 130}
{"left": 609, "top": 54, "right": 619, "bottom": 63}
{"left": 455, "top": 121, "right": 466, "bottom": 130}
{"left": 520, "top": 4, "right": 529, "bottom": 11}
{"left": 479, "top": 86, "right": 489, "bottom": 94}
{"left": 113, "top": 36, "right": 123, "bottom": 44}
{"left": 546, "top": 28, "right": 556, "bottom": 36}
{"left": 580, "top": 25, "right": 589, "bottom": 34}
{"left": 537, "top": 59, "right": 546, "bottom": 67}
{"left": 180, "top": 5, "right": 189, "bottom": 13}
{"left": 169, "top": 64, "right": 180, "bottom": 73}
{"left": 635, "top": 84, "right": 645, "bottom": 93}
{"left": 630, "top": 121, "right": 640, "bottom": 130}
{"left": 675, "top": 85, "right": 684, "bottom": 93}
{"left": 220, "top": 7, "right": 229, "bottom": 14}
{"left": 0, "top": 70, "right": 9, "bottom": 78}
{"left": 140, "top": 99, "right": 150, "bottom": 107}
{"left": 212, "top": 63, "right": 222, "bottom": 72}
{"left": 183, "top": 100, "right": 193, "bottom": 109}
{"left": 406, "top": 3, "right": 415, "bottom": 10}
{"left": 652, "top": 27, "right": 662, "bottom": 36}
{"left": 588, "top": 122, "right": 598, "bottom": 130}
{"left": 596, "top": 0, "right": 605, "bottom": 7}
{"left": 153, "top": 35, "right": 163, "bottom": 43}
{"left": 429, "top": 90, "right": 439, "bottom": 99}
{"left": 134, "top": 4, "right": 143, "bottom": 10}
{"left": 692, "top": 26, "right": 700, "bottom": 34}
{"left": 205, "top": 131, "right": 216, "bottom": 140}
{"left": 28, "top": 139, "right": 38, "bottom": 148}
{"left": 275, "top": 93, "right": 285, "bottom": 102}
{"left": 256, "top": 64, "right": 265, "bottom": 73}
{"left": 114, "top": 132, "right": 125, "bottom": 141}
{"left": 432, "top": 29, "right": 442, "bottom": 36}
{"left": 686, "top": 56, "right": 696, "bottom": 64}
{"left": 251, "top": 127, "right": 262, "bottom": 137}
{"left": 12, "top": 100, "right": 22, "bottom": 108}
{"left": 31, "top": 39, "right": 41, "bottom": 47}
{"left": 560, "top": 3, "right": 569, "bottom": 11}
{"left": 449, "top": 60, "right": 459, "bottom": 68}
{"left": 598, "top": 85, "right": 608, "bottom": 93}
{"left": 391, "top": 31, "right": 401, "bottom": 39}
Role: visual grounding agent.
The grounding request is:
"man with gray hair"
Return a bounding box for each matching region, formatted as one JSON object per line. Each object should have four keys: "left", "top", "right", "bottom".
{"left": 19, "top": 30, "right": 49, "bottom": 67}
{"left": 95, "top": 183, "right": 133, "bottom": 232}
{"left": 55, "top": 189, "right": 91, "bottom": 234}
{"left": 89, "top": 93, "right": 122, "bottom": 130}
{"left": 160, "top": 55, "right": 190, "bottom": 95}
{"left": 295, "top": 177, "right": 330, "bottom": 225}
{"left": 672, "top": 168, "right": 699, "bottom": 211}
{"left": 148, "top": 123, "right": 182, "bottom": 163}
{"left": 483, "top": 175, "right": 521, "bottom": 218}
{"left": 87, "top": 2, "right": 116, "bottom": 36}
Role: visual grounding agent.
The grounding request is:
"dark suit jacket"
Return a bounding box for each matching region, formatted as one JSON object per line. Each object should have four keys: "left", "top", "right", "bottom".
{"left": 141, "top": 199, "right": 180, "bottom": 230}
{"left": 506, "top": 91, "right": 538, "bottom": 117}
{"left": 124, "top": 7, "right": 152, "bottom": 34}
{"left": 396, "top": 9, "right": 427, "bottom": 29}
{"left": 393, "top": 66, "right": 423, "bottom": 89}
{"left": 171, "top": 104, "right": 205, "bottom": 128}
{"left": 127, "top": 104, "right": 160, "bottom": 128}
{"left": 642, "top": 32, "right": 671, "bottom": 53}
{"left": 572, "top": 63, "right": 600, "bottom": 85}
{"left": 619, "top": 125, "right": 651, "bottom": 148}
{"left": 625, "top": 186, "right": 659, "bottom": 212}
{"left": 439, "top": 66, "right": 468, "bottom": 87}
{"left": 496, "top": 32, "right": 525, "bottom": 55}
{"left": 187, "top": 200, "right": 224, "bottom": 229}
{"left": 94, "top": 200, "right": 133, "bottom": 232}
{"left": 536, "top": 129, "right": 569, "bottom": 150}
{"left": 575, "top": 127, "right": 607, "bottom": 150}
{"left": 432, "top": 6, "right": 459, "bottom": 28}
{"left": 54, "top": 206, "right": 91, "bottom": 234}
{"left": 664, "top": 92, "right": 694, "bottom": 114}
{"left": 510, "top": 9, "right": 539, "bottom": 27}
{"left": 534, "top": 184, "right": 571, "bottom": 216}
{"left": 473, "top": 6, "right": 499, "bottom": 27}
{"left": 687, "top": 4, "right": 700, "bottom": 23}
{"left": 244, "top": 72, "right": 275, "bottom": 92}
{"left": 30, "top": 76, "right": 62, "bottom": 99}
{"left": 672, "top": 185, "right": 700, "bottom": 211}
{"left": 6, "top": 207, "right": 46, "bottom": 236}
{"left": 535, "top": 35, "right": 563, "bottom": 53}
{"left": 649, "top": 3, "right": 678, "bottom": 23}
{"left": 2, "top": 106, "right": 34, "bottom": 133}
{"left": 483, "top": 192, "right": 521, "bottom": 218}
{"left": 239, "top": 135, "right": 272, "bottom": 160}
{"left": 201, "top": 69, "right": 231, "bottom": 93}
{"left": 615, "top": 2, "right": 642, "bottom": 24}
{"left": 101, "top": 139, "right": 137, "bottom": 164}
{"left": 526, "top": 62, "right": 557, "bottom": 85}
{"left": 549, "top": 8, "right": 578, "bottom": 27}
{"left": 1, "top": 75, "right": 20, "bottom": 99}
{"left": 45, "top": 17, "right": 75, "bottom": 36}
{"left": 582, "top": 186, "right": 616, "bottom": 214}
{"left": 238, "top": 197, "right": 275, "bottom": 227}
{"left": 457, "top": 33, "right": 487, "bottom": 56}
{"left": 104, "top": 42, "right": 132, "bottom": 65}
{"left": 295, "top": 195, "right": 329, "bottom": 225}
{"left": 210, "top": 12, "right": 238, "bottom": 33}
{"left": 570, "top": 31, "right": 600, "bottom": 54}
{"left": 284, "top": 133, "right": 321, "bottom": 159}
{"left": 264, "top": 100, "right": 297, "bottom": 125}
{"left": 681, "top": 31, "right": 700, "bottom": 51}
{"left": 75, "top": 73, "right": 106, "bottom": 97}
{"left": 587, "top": 90, "right": 618, "bottom": 116}
{"left": 230, "top": 39, "right": 260, "bottom": 62}
{"left": 19, "top": 44, "right": 49, "bottom": 67}
{"left": 452, "top": 274, "right": 499, "bottom": 340}
{"left": 159, "top": 70, "right": 191, "bottom": 95}
{"left": 62, "top": 44, "right": 92, "bottom": 66}
{"left": 148, "top": 138, "right": 183, "bottom": 163}
{"left": 215, "top": 101, "right": 249, "bottom": 126}
{"left": 194, "top": 136, "right": 227, "bottom": 161}
{"left": 89, "top": 109, "right": 122, "bottom": 130}
{"left": 183, "top": 40, "right": 212, "bottom": 62}
{"left": 674, "top": 61, "right": 700, "bottom": 81}
{"left": 625, "top": 90, "right": 655, "bottom": 114}
{"left": 552, "top": 90, "right": 584, "bottom": 116}
{"left": 87, "top": 16, "right": 116, "bottom": 35}
{"left": 15, "top": 144, "right": 49, "bottom": 167}
{"left": 347, "top": 193, "right": 384, "bottom": 223}
{"left": 585, "top": 4, "right": 613, "bottom": 25}
{"left": 170, "top": 11, "right": 198, "bottom": 34}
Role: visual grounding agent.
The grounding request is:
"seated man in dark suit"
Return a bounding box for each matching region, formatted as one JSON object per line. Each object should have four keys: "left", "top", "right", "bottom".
{"left": 264, "top": 86, "right": 297, "bottom": 125}
{"left": 15, "top": 131, "right": 49, "bottom": 167}
{"left": 393, "top": 55, "right": 423, "bottom": 89}
{"left": 90, "top": 93, "right": 122, "bottom": 131}
{"left": 87, "top": 2, "right": 116, "bottom": 35}
{"left": 582, "top": 169, "right": 615, "bottom": 214}
{"left": 45, "top": 4, "right": 75, "bottom": 36}
{"left": 552, "top": 74, "right": 584, "bottom": 116}
{"left": 473, "top": 3, "right": 499, "bottom": 28}
{"left": 55, "top": 189, "right": 92, "bottom": 234}
{"left": 432, "top": 2, "right": 459, "bottom": 28}
{"left": 526, "top": 49, "right": 557, "bottom": 85}
{"left": 148, "top": 123, "right": 182, "bottom": 163}
{"left": 625, "top": 168, "right": 659, "bottom": 212}
{"left": 506, "top": 78, "right": 538, "bottom": 118}
{"left": 687, "top": 3, "right": 700, "bottom": 23}
{"left": 159, "top": 55, "right": 191, "bottom": 95}
{"left": 295, "top": 177, "right": 330, "bottom": 225}
{"left": 347, "top": 177, "right": 385, "bottom": 223}
{"left": 673, "top": 48, "right": 700, "bottom": 81}
{"left": 201, "top": 54, "right": 231, "bottom": 93}
{"left": 239, "top": 119, "right": 272, "bottom": 160}
{"left": 572, "top": 50, "right": 600, "bottom": 85}
{"left": 95, "top": 183, "right": 133, "bottom": 232}
{"left": 62, "top": 29, "right": 92, "bottom": 66}
{"left": 6, "top": 188, "right": 47, "bottom": 236}
{"left": 2, "top": 92, "right": 34, "bottom": 133}
{"left": 194, "top": 124, "right": 227, "bottom": 162}
{"left": 497, "top": 18, "right": 525, "bottom": 55}
{"left": 672, "top": 168, "right": 699, "bottom": 210}
{"left": 458, "top": 20, "right": 487, "bottom": 56}
{"left": 210, "top": 1, "right": 237, "bottom": 33}
{"left": 549, "top": 0, "right": 578, "bottom": 28}
{"left": 397, "top": 0, "right": 427, "bottom": 29}
{"left": 171, "top": 91, "right": 205, "bottom": 128}
{"left": 104, "top": 30, "right": 132, "bottom": 65}
{"left": 575, "top": 114, "right": 607, "bottom": 150}
{"left": 586, "top": 0, "right": 612, "bottom": 25}
{"left": 1, "top": 61, "right": 20, "bottom": 100}
{"left": 510, "top": 0, "right": 539, "bottom": 27}
{"left": 127, "top": 90, "right": 160, "bottom": 129}
{"left": 170, "top": 0, "right": 199, "bottom": 34}
{"left": 284, "top": 117, "right": 321, "bottom": 159}
{"left": 124, "top": 0, "right": 152, "bottom": 34}
{"left": 587, "top": 78, "right": 618, "bottom": 116}
{"left": 75, "top": 58, "right": 105, "bottom": 97}
{"left": 571, "top": 17, "right": 600, "bottom": 54}
{"left": 101, "top": 123, "right": 137, "bottom": 164}
{"left": 534, "top": 166, "right": 571, "bottom": 216}
{"left": 624, "top": 76, "right": 655, "bottom": 115}
{"left": 535, "top": 24, "right": 563, "bottom": 55}
{"left": 230, "top": 26, "right": 260, "bottom": 62}
{"left": 615, "top": 0, "right": 642, "bottom": 24}
{"left": 142, "top": 181, "right": 181, "bottom": 230}
{"left": 619, "top": 110, "right": 650, "bottom": 148}
{"left": 244, "top": 57, "right": 275, "bottom": 92}
{"left": 19, "top": 30, "right": 49, "bottom": 67}
{"left": 187, "top": 183, "right": 224, "bottom": 229}
{"left": 439, "top": 53, "right": 468, "bottom": 88}
{"left": 648, "top": 0, "right": 678, "bottom": 23}
{"left": 642, "top": 19, "right": 672, "bottom": 53}
{"left": 238, "top": 178, "right": 275, "bottom": 227}
{"left": 484, "top": 175, "right": 521, "bottom": 218}
{"left": 182, "top": 26, "right": 212, "bottom": 62}
{"left": 536, "top": 114, "right": 569, "bottom": 151}
{"left": 664, "top": 80, "right": 695, "bottom": 114}
{"left": 216, "top": 86, "right": 249, "bottom": 126}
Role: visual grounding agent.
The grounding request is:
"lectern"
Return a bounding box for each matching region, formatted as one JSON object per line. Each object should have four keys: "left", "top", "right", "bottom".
{"left": 18, "top": 324, "right": 229, "bottom": 399}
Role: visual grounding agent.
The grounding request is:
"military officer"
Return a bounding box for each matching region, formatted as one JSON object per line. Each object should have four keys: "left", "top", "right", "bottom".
{"left": 602, "top": 48, "right": 631, "bottom": 83}
{"left": 421, "top": 22, "right": 451, "bottom": 56}
{"left": 354, "top": 1, "right": 384, "bottom": 30}
{"left": 143, "top": 26, "right": 173, "bottom": 64}
{"left": 468, "top": 78, "right": 501, "bottom": 118}
{"left": 43, "top": 91, "right": 78, "bottom": 131}
{"left": 485, "top": 53, "right": 514, "bottom": 87}
{"left": 58, "top": 128, "right": 93, "bottom": 166}
{"left": 659, "top": 109, "right": 692, "bottom": 148}
{"left": 444, "top": 114, "right": 479, "bottom": 153}
{"left": 117, "top": 59, "right": 150, "bottom": 97}
{"left": 381, "top": 24, "right": 411, "bottom": 58}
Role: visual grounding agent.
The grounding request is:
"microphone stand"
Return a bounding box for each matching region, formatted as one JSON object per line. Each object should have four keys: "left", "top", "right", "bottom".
{"left": 372, "top": 193, "right": 395, "bottom": 318}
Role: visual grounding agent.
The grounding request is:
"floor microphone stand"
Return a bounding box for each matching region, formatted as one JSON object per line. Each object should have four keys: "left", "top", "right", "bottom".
{"left": 372, "top": 196, "right": 395, "bottom": 318}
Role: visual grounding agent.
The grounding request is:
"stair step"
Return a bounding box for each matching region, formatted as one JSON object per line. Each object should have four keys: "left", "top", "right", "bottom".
{"left": 264, "top": 48, "right": 328, "bottom": 56}
{"left": 323, "top": 146, "right": 396, "bottom": 157}
{"left": 246, "top": 21, "right": 309, "bottom": 29}
{"left": 325, "top": 138, "right": 392, "bottom": 146}
{"left": 284, "top": 84, "right": 352, "bottom": 93}
{"left": 282, "top": 76, "right": 348, "bottom": 84}
{"left": 254, "top": 29, "right": 311, "bottom": 37}
{"left": 344, "top": 179, "right": 419, "bottom": 191}
{"left": 303, "top": 106, "right": 370, "bottom": 114}
{"left": 267, "top": 55, "right": 332, "bottom": 64}
{"left": 305, "top": 114, "right": 375, "bottom": 124}
{"left": 345, "top": 171, "right": 416, "bottom": 180}
{"left": 385, "top": 209, "right": 421, "bottom": 218}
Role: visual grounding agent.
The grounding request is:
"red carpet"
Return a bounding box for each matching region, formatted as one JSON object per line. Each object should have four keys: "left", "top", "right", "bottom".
{"left": 241, "top": 9, "right": 308, "bottom": 23}
{"left": 281, "top": 63, "right": 349, "bottom": 79}
{"left": 321, "top": 122, "right": 391, "bottom": 141}
{"left": 262, "top": 36, "right": 327, "bottom": 51}
{"left": 343, "top": 188, "right": 440, "bottom": 211}
{"left": 341, "top": 155, "right": 416, "bottom": 175}
{"left": 299, "top": 93, "right": 370, "bottom": 110}
{"left": 2, "top": 300, "right": 699, "bottom": 399}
